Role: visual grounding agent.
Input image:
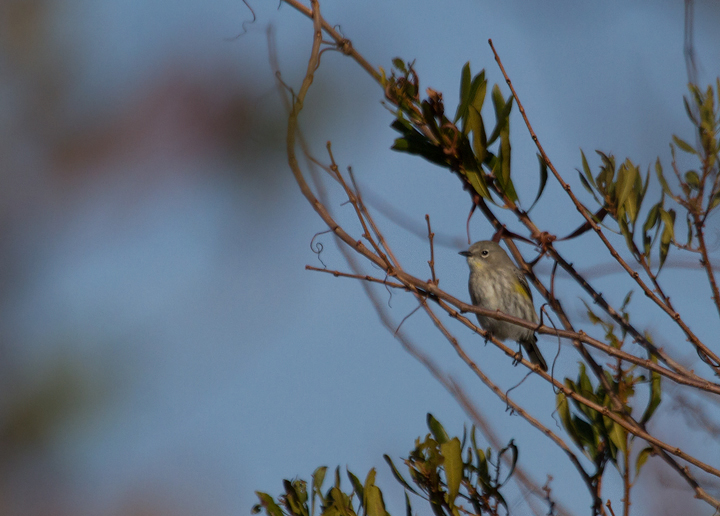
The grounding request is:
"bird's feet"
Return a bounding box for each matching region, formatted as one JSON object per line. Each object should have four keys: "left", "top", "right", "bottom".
{"left": 512, "top": 349, "right": 523, "bottom": 366}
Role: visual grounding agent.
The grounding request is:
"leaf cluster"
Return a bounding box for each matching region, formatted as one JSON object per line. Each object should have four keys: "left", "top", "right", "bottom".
{"left": 383, "top": 61, "right": 520, "bottom": 206}
{"left": 578, "top": 80, "right": 720, "bottom": 270}
{"left": 557, "top": 300, "right": 661, "bottom": 485}
{"left": 253, "top": 415, "right": 519, "bottom": 516}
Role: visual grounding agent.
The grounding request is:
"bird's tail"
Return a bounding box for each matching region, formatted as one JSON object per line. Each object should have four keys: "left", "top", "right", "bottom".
{"left": 522, "top": 335, "right": 548, "bottom": 372}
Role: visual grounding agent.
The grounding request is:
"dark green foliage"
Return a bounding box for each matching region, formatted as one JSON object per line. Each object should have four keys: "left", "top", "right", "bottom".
{"left": 383, "top": 60, "right": 523, "bottom": 206}
{"left": 253, "top": 415, "right": 518, "bottom": 516}
{"left": 558, "top": 301, "right": 661, "bottom": 483}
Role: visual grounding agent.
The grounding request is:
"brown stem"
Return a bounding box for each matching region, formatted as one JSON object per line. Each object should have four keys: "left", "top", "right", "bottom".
{"left": 487, "top": 39, "right": 720, "bottom": 375}
{"left": 694, "top": 214, "right": 720, "bottom": 320}
{"left": 308, "top": 264, "right": 720, "bottom": 396}
{"left": 416, "top": 297, "right": 601, "bottom": 513}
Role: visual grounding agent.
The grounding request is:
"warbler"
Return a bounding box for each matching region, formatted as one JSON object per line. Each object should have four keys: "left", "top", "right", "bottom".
{"left": 459, "top": 240, "right": 548, "bottom": 371}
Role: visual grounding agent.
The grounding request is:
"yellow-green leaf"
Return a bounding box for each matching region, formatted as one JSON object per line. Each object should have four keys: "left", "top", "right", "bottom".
{"left": 440, "top": 438, "right": 463, "bottom": 508}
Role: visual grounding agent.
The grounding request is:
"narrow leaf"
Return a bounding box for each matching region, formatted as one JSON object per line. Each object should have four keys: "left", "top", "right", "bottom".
{"left": 640, "top": 354, "right": 662, "bottom": 424}
{"left": 709, "top": 191, "right": 720, "bottom": 211}
{"left": 672, "top": 135, "right": 697, "bottom": 155}
{"left": 655, "top": 159, "right": 673, "bottom": 196}
{"left": 685, "top": 170, "right": 700, "bottom": 190}
{"left": 256, "top": 493, "right": 285, "bottom": 516}
{"left": 498, "top": 439, "right": 518, "bottom": 486}
{"left": 464, "top": 168, "right": 491, "bottom": 200}
{"left": 454, "top": 62, "right": 472, "bottom": 124}
{"left": 347, "top": 470, "right": 364, "bottom": 505}
{"left": 427, "top": 413, "right": 449, "bottom": 444}
{"left": 580, "top": 150, "right": 596, "bottom": 187}
{"left": 529, "top": 153, "right": 548, "bottom": 212}
{"left": 440, "top": 438, "right": 463, "bottom": 507}
{"left": 635, "top": 446, "right": 654, "bottom": 476}
{"left": 383, "top": 455, "right": 418, "bottom": 494}
{"left": 365, "top": 486, "right": 387, "bottom": 516}
{"left": 607, "top": 421, "right": 627, "bottom": 455}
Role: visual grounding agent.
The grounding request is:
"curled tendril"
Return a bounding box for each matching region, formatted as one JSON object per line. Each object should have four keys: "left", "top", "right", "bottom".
{"left": 225, "top": 0, "right": 257, "bottom": 41}
{"left": 310, "top": 230, "right": 331, "bottom": 268}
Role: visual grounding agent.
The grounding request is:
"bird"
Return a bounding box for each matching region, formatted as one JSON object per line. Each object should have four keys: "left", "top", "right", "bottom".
{"left": 459, "top": 240, "right": 548, "bottom": 371}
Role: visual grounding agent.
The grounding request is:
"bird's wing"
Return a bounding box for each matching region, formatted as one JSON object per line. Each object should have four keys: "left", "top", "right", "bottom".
{"left": 514, "top": 268, "right": 533, "bottom": 302}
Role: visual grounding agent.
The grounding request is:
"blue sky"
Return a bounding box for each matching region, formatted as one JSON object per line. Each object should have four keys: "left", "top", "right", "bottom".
{"left": 1, "top": 1, "right": 720, "bottom": 515}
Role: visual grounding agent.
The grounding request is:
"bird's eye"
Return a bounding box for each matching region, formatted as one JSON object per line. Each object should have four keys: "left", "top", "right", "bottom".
{"left": 481, "top": 250, "right": 489, "bottom": 257}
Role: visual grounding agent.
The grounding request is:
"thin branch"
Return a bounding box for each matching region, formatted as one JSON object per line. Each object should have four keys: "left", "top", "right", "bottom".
{"left": 280, "top": 0, "right": 380, "bottom": 81}
{"left": 694, "top": 215, "right": 720, "bottom": 320}
{"left": 416, "top": 297, "right": 600, "bottom": 514}
{"left": 487, "top": 39, "right": 720, "bottom": 376}
{"left": 425, "top": 214, "right": 438, "bottom": 285}
{"left": 308, "top": 264, "right": 720, "bottom": 396}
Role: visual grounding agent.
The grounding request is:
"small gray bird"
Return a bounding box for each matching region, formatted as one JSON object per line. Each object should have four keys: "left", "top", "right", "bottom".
{"left": 459, "top": 240, "right": 548, "bottom": 371}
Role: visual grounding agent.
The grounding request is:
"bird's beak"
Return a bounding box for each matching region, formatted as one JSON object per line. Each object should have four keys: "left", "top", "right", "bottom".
{"left": 458, "top": 250, "right": 471, "bottom": 257}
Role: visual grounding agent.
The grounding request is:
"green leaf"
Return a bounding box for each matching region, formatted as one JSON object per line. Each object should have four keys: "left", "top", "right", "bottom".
{"left": 476, "top": 446, "right": 489, "bottom": 482}
{"left": 498, "top": 439, "right": 518, "bottom": 486}
{"left": 461, "top": 71, "right": 487, "bottom": 134}
{"left": 607, "top": 421, "right": 627, "bottom": 455}
{"left": 256, "top": 493, "right": 285, "bottom": 516}
{"left": 580, "top": 150, "right": 596, "bottom": 187}
{"left": 658, "top": 209, "right": 675, "bottom": 270}
{"left": 427, "top": 413, "right": 449, "bottom": 444}
{"left": 617, "top": 160, "right": 639, "bottom": 223}
{"left": 487, "top": 85, "right": 513, "bottom": 146}
{"left": 469, "top": 73, "right": 487, "bottom": 118}
{"left": 283, "top": 480, "right": 305, "bottom": 516}
{"left": 683, "top": 96, "right": 699, "bottom": 125}
{"left": 578, "top": 171, "right": 600, "bottom": 202}
{"left": 578, "top": 363, "right": 593, "bottom": 396}
{"left": 709, "top": 191, "right": 720, "bottom": 211}
{"left": 365, "top": 485, "right": 388, "bottom": 516}
{"left": 404, "top": 492, "right": 412, "bottom": 516}
{"left": 635, "top": 446, "right": 654, "bottom": 476}
{"left": 655, "top": 158, "right": 672, "bottom": 197}
{"left": 615, "top": 162, "right": 632, "bottom": 211}
{"left": 618, "top": 217, "right": 634, "bottom": 254}
{"left": 313, "top": 466, "right": 328, "bottom": 513}
{"left": 495, "top": 127, "right": 518, "bottom": 202}
{"left": 454, "top": 62, "right": 472, "bottom": 124}
{"left": 672, "top": 135, "right": 697, "bottom": 155}
{"left": 390, "top": 120, "right": 448, "bottom": 167}
{"left": 335, "top": 466, "right": 342, "bottom": 489}
{"left": 364, "top": 468, "right": 376, "bottom": 492}
{"left": 640, "top": 354, "right": 662, "bottom": 424}
{"left": 327, "top": 487, "right": 352, "bottom": 516}
{"left": 556, "top": 393, "right": 578, "bottom": 443}
{"left": 383, "top": 455, "right": 418, "bottom": 494}
{"left": 643, "top": 200, "right": 660, "bottom": 237}
{"left": 685, "top": 170, "right": 700, "bottom": 190}
{"left": 392, "top": 58, "right": 408, "bottom": 74}
{"left": 347, "top": 469, "right": 364, "bottom": 506}
{"left": 464, "top": 168, "right": 491, "bottom": 200}
{"left": 313, "top": 467, "right": 327, "bottom": 495}
{"left": 529, "top": 153, "right": 548, "bottom": 212}
{"left": 440, "top": 438, "right": 463, "bottom": 507}
{"left": 573, "top": 415, "right": 598, "bottom": 456}
{"left": 468, "top": 106, "right": 487, "bottom": 162}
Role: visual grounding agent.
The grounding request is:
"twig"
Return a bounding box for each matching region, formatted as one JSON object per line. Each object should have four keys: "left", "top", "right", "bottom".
{"left": 280, "top": 0, "right": 381, "bottom": 81}
{"left": 694, "top": 215, "right": 720, "bottom": 320}
{"left": 425, "top": 214, "right": 437, "bottom": 285}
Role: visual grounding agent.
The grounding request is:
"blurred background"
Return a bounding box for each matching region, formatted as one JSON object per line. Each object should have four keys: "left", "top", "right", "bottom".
{"left": 1, "top": 1, "right": 720, "bottom": 515}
